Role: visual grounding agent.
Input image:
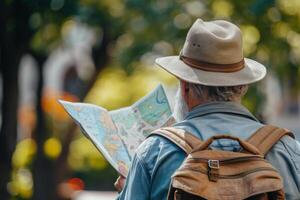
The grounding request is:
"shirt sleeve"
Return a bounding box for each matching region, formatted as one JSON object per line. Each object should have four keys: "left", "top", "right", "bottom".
{"left": 116, "top": 152, "right": 151, "bottom": 200}
{"left": 266, "top": 136, "right": 300, "bottom": 200}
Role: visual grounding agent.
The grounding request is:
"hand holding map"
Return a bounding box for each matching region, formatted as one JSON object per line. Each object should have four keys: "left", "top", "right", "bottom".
{"left": 59, "top": 84, "right": 174, "bottom": 177}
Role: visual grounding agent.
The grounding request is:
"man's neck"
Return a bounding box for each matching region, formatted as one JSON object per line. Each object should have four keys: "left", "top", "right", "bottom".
{"left": 188, "top": 99, "right": 242, "bottom": 111}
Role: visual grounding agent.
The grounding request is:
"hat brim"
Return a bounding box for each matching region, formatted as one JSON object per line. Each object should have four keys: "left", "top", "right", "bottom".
{"left": 155, "top": 56, "right": 266, "bottom": 86}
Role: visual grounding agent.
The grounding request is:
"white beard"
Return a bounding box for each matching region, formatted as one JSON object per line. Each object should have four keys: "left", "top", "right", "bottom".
{"left": 172, "top": 86, "right": 189, "bottom": 122}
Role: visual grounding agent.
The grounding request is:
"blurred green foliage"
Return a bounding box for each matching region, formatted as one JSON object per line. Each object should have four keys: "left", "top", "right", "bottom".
{"left": 3, "top": 0, "right": 300, "bottom": 199}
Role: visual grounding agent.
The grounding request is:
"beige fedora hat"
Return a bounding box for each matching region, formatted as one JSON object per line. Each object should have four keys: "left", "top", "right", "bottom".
{"left": 155, "top": 19, "right": 266, "bottom": 86}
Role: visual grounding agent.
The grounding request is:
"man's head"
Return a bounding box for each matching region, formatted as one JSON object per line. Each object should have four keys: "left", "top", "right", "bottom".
{"left": 181, "top": 80, "right": 248, "bottom": 108}
{"left": 173, "top": 80, "right": 248, "bottom": 121}
{"left": 156, "top": 18, "right": 266, "bottom": 121}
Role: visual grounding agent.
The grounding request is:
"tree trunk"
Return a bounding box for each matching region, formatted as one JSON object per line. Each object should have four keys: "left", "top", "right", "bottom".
{"left": 0, "top": 2, "right": 21, "bottom": 198}
{"left": 0, "top": 52, "right": 20, "bottom": 200}
{"left": 31, "top": 54, "right": 56, "bottom": 200}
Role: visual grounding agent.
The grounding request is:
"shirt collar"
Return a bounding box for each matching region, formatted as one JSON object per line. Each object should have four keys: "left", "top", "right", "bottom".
{"left": 185, "top": 101, "right": 258, "bottom": 122}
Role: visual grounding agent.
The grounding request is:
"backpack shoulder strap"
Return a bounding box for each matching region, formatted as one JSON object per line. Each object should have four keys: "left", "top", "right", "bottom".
{"left": 247, "top": 125, "right": 295, "bottom": 156}
{"left": 149, "top": 127, "right": 203, "bottom": 154}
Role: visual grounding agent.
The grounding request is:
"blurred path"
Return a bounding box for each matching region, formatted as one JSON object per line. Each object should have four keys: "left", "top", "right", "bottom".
{"left": 73, "top": 191, "right": 118, "bottom": 200}
{"left": 270, "top": 115, "right": 300, "bottom": 141}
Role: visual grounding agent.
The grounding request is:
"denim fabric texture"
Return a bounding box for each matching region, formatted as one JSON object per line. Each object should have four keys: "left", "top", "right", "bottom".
{"left": 117, "top": 102, "right": 300, "bottom": 200}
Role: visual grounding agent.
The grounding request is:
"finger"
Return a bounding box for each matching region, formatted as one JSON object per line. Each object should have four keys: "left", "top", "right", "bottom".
{"left": 114, "top": 177, "right": 123, "bottom": 192}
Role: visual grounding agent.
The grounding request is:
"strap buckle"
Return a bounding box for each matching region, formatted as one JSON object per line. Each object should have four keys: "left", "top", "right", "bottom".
{"left": 208, "top": 160, "right": 219, "bottom": 169}
{"left": 208, "top": 160, "right": 219, "bottom": 182}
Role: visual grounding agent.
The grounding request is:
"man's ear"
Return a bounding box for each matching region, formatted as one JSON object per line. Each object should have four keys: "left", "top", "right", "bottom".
{"left": 180, "top": 80, "right": 190, "bottom": 104}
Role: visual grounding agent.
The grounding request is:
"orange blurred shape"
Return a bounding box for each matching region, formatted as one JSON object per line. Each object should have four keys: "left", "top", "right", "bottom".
{"left": 67, "top": 178, "right": 85, "bottom": 191}
{"left": 42, "top": 89, "right": 79, "bottom": 121}
{"left": 18, "top": 105, "right": 37, "bottom": 134}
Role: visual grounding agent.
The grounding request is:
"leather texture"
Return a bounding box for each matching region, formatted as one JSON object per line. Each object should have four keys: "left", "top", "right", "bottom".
{"left": 179, "top": 54, "right": 245, "bottom": 73}
{"left": 246, "top": 125, "right": 294, "bottom": 156}
{"left": 151, "top": 127, "right": 202, "bottom": 154}
{"left": 151, "top": 125, "right": 294, "bottom": 200}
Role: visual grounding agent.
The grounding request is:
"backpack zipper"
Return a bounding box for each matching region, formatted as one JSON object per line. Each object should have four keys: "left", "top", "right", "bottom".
{"left": 189, "top": 156, "right": 264, "bottom": 165}
{"left": 183, "top": 166, "right": 277, "bottom": 179}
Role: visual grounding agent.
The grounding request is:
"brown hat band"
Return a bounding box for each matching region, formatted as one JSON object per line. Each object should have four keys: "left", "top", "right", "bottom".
{"left": 180, "top": 55, "right": 245, "bottom": 73}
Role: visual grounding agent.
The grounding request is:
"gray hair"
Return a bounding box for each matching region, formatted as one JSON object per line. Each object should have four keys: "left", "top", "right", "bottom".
{"left": 189, "top": 83, "right": 248, "bottom": 102}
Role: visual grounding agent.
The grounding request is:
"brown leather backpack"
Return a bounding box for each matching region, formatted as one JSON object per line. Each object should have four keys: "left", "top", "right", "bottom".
{"left": 151, "top": 125, "right": 294, "bottom": 200}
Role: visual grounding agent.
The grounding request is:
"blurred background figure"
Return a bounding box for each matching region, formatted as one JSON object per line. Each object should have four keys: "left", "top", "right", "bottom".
{"left": 0, "top": 0, "right": 299, "bottom": 199}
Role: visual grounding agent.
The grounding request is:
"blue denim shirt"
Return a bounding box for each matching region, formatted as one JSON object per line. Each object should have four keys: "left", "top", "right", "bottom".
{"left": 117, "top": 102, "right": 300, "bottom": 200}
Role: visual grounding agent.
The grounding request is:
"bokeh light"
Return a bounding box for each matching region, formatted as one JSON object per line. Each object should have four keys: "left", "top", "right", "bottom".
{"left": 43, "top": 137, "right": 62, "bottom": 159}
{"left": 212, "top": 0, "right": 233, "bottom": 18}
{"left": 12, "top": 139, "right": 37, "bottom": 168}
{"left": 241, "top": 25, "right": 261, "bottom": 56}
{"left": 8, "top": 168, "right": 33, "bottom": 198}
{"left": 68, "top": 137, "right": 107, "bottom": 171}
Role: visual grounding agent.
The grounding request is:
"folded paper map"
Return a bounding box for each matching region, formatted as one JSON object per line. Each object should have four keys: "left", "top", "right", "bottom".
{"left": 59, "top": 84, "right": 174, "bottom": 177}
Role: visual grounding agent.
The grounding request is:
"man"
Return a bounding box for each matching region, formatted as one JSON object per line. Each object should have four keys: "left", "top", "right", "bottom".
{"left": 116, "top": 19, "right": 300, "bottom": 199}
